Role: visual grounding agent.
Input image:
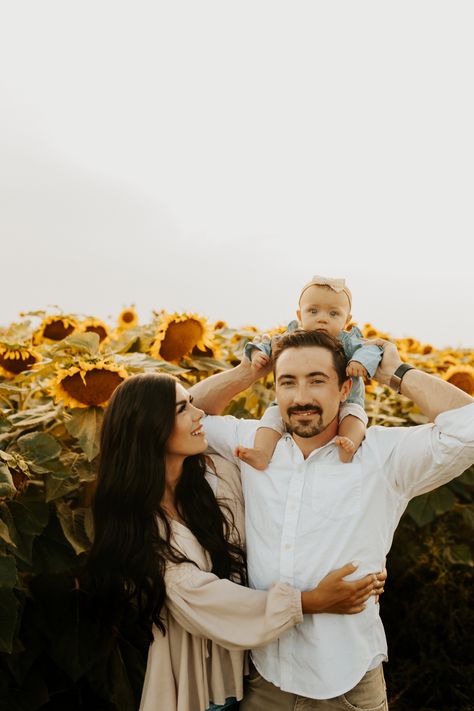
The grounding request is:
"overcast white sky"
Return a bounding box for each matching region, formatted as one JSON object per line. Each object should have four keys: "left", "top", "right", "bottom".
{"left": 1, "top": 1, "right": 473, "bottom": 349}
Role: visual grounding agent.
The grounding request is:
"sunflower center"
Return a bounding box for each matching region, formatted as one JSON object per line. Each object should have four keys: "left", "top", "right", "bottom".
{"left": 85, "top": 325, "right": 108, "bottom": 342}
{"left": 0, "top": 353, "right": 36, "bottom": 375}
{"left": 445, "top": 372, "right": 474, "bottom": 395}
{"left": 122, "top": 312, "right": 134, "bottom": 324}
{"left": 159, "top": 320, "right": 204, "bottom": 361}
{"left": 61, "top": 369, "right": 124, "bottom": 406}
{"left": 43, "top": 321, "right": 75, "bottom": 341}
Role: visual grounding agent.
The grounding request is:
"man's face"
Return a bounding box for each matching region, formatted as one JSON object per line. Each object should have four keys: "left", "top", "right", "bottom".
{"left": 275, "top": 346, "right": 351, "bottom": 439}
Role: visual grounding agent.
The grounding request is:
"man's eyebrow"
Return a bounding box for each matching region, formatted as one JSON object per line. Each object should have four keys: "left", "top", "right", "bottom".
{"left": 276, "top": 373, "right": 296, "bottom": 383}
{"left": 307, "top": 371, "right": 329, "bottom": 379}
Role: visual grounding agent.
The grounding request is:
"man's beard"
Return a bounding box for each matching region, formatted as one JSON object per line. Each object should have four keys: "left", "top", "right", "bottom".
{"left": 285, "top": 405, "right": 325, "bottom": 438}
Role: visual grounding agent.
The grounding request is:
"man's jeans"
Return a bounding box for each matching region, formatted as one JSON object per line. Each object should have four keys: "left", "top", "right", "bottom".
{"left": 240, "top": 663, "right": 388, "bottom": 710}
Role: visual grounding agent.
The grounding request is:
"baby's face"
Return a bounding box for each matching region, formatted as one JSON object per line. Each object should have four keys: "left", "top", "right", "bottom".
{"left": 297, "top": 285, "right": 351, "bottom": 336}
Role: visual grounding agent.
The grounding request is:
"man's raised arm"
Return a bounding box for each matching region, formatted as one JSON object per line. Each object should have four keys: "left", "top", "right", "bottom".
{"left": 190, "top": 358, "right": 272, "bottom": 414}
{"left": 372, "top": 339, "right": 474, "bottom": 420}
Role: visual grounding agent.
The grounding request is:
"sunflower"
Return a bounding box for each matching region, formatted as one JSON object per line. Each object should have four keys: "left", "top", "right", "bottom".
{"left": 0, "top": 343, "right": 40, "bottom": 379}
{"left": 361, "top": 324, "right": 391, "bottom": 340}
{"left": 51, "top": 361, "right": 128, "bottom": 408}
{"left": 192, "top": 341, "right": 223, "bottom": 360}
{"left": 118, "top": 307, "right": 139, "bottom": 329}
{"left": 78, "top": 318, "right": 110, "bottom": 343}
{"left": 396, "top": 337, "right": 422, "bottom": 354}
{"left": 33, "top": 315, "right": 78, "bottom": 345}
{"left": 442, "top": 365, "right": 474, "bottom": 395}
{"left": 151, "top": 312, "right": 215, "bottom": 363}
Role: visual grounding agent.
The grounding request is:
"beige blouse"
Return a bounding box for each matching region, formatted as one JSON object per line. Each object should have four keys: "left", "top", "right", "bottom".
{"left": 139, "top": 455, "right": 303, "bottom": 711}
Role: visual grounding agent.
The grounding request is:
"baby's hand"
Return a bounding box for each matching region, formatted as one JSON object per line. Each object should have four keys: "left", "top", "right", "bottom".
{"left": 251, "top": 350, "right": 271, "bottom": 371}
{"left": 346, "top": 360, "right": 368, "bottom": 379}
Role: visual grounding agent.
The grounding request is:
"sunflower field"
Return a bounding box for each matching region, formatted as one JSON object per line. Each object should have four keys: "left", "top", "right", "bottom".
{"left": 0, "top": 309, "right": 473, "bottom": 711}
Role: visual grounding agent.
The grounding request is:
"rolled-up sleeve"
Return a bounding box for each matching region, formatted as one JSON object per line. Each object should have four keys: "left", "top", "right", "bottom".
{"left": 384, "top": 403, "right": 474, "bottom": 497}
{"left": 165, "top": 563, "right": 303, "bottom": 651}
{"left": 204, "top": 415, "right": 259, "bottom": 465}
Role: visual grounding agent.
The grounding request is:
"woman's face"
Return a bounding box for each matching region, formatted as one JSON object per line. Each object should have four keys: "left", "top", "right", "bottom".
{"left": 165, "top": 383, "right": 208, "bottom": 460}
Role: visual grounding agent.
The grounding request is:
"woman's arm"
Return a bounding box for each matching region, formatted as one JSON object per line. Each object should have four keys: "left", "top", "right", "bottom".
{"left": 165, "top": 562, "right": 382, "bottom": 652}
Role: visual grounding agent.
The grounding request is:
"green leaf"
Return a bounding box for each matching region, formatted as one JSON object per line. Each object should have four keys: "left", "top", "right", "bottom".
{"left": 407, "top": 487, "right": 456, "bottom": 527}
{"left": 17, "top": 432, "right": 62, "bottom": 465}
{"left": 443, "top": 544, "right": 474, "bottom": 567}
{"left": 55, "top": 502, "right": 93, "bottom": 555}
{"left": 8, "top": 497, "right": 50, "bottom": 537}
{"left": 458, "top": 465, "right": 474, "bottom": 486}
{"left": 0, "top": 518, "right": 17, "bottom": 548}
{"left": 461, "top": 505, "right": 474, "bottom": 529}
{"left": 9, "top": 402, "right": 59, "bottom": 431}
{"left": 55, "top": 331, "right": 100, "bottom": 356}
{"left": 0, "top": 412, "right": 12, "bottom": 434}
{"left": 65, "top": 407, "right": 104, "bottom": 461}
{"left": 0, "top": 554, "right": 18, "bottom": 587}
{"left": 45, "top": 474, "right": 80, "bottom": 503}
{"left": 0, "top": 462, "right": 16, "bottom": 499}
{"left": 0, "top": 588, "right": 19, "bottom": 653}
{"left": 185, "top": 356, "right": 232, "bottom": 372}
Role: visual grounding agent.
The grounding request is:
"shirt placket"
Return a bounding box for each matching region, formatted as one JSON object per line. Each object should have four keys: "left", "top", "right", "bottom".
{"left": 279, "top": 441, "right": 306, "bottom": 689}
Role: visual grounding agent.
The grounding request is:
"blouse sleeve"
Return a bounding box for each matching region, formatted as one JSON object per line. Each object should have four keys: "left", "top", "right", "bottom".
{"left": 165, "top": 562, "right": 303, "bottom": 651}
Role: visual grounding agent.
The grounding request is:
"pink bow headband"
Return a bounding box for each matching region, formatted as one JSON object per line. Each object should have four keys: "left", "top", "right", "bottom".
{"left": 299, "top": 275, "right": 352, "bottom": 311}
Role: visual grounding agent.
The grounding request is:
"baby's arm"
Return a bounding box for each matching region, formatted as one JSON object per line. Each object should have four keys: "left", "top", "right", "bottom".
{"left": 335, "top": 402, "right": 368, "bottom": 464}
{"left": 235, "top": 404, "right": 284, "bottom": 471}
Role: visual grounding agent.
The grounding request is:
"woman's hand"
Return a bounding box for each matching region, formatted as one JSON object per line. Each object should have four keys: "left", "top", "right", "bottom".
{"left": 301, "top": 563, "right": 386, "bottom": 615}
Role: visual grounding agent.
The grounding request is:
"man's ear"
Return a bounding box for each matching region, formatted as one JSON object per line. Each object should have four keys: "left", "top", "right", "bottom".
{"left": 340, "top": 378, "right": 352, "bottom": 402}
{"left": 296, "top": 308, "right": 302, "bottom": 322}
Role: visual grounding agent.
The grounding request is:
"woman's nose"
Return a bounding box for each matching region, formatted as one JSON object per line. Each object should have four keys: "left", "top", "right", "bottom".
{"left": 192, "top": 405, "right": 205, "bottom": 419}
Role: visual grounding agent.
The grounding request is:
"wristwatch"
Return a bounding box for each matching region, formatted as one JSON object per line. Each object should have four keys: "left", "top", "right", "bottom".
{"left": 389, "top": 363, "right": 415, "bottom": 393}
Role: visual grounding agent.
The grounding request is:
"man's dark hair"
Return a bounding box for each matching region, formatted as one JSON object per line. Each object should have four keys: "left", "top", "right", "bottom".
{"left": 272, "top": 329, "right": 349, "bottom": 387}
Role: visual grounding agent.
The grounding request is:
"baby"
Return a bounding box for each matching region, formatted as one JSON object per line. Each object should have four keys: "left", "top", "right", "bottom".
{"left": 238, "top": 275, "right": 382, "bottom": 469}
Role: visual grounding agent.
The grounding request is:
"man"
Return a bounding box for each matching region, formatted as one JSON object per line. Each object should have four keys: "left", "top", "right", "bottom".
{"left": 191, "top": 330, "right": 474, "bottom": 710}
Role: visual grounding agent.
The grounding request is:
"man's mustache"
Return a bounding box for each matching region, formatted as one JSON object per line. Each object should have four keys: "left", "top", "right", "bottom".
{"left": 287, "top": 405, "right": 322, "bottom": 416}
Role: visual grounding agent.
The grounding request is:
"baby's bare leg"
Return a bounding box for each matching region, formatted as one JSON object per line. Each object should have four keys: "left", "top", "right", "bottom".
{"left": 235, "top": 428, "right": 281, "bottom": 470}
{"left": 335, "top": 415, "right": 366, "bottom": 463}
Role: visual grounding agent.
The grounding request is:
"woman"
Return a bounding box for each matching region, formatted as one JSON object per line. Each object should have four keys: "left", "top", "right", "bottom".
{"left": 88, "top": 373, "right": 383, "bottom": 711}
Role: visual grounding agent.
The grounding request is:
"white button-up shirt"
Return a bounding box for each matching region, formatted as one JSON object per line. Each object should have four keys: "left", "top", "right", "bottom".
{"left": 203, "top": 403, "right": 474, "bottom": 699}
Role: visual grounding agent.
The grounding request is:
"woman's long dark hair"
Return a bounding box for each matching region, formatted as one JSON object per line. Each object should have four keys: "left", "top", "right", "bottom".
{"left": 87, "top": 373, "right": 246, "bottom": 637}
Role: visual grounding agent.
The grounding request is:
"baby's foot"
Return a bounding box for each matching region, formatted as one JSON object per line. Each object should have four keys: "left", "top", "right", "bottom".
{"left": 235, "top": 446, "right": 271, "bottom": 471}
{"left": 334, "top": 436, "right": 356, "bottom": 463}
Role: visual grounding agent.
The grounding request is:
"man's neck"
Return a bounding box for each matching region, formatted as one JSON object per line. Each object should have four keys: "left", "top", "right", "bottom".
{"left": 291, "top": 416, "right": 339, "bottom": 459}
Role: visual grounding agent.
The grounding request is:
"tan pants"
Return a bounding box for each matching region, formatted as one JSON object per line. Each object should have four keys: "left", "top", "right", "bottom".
{"left": 240, "top": 663, "right": 388, "bottom": 711}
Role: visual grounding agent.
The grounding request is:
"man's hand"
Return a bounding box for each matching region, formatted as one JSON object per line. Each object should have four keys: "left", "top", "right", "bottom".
{"left": 364, "top": 338, "right": 403, "bottom": 387}
{"left": 346, "top": 360, "right": 368, "bottom": 379}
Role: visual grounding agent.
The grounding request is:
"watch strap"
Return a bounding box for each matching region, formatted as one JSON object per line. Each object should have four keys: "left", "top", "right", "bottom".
{"left": 389, "top": 363, "right": 415, "bottom": 393}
